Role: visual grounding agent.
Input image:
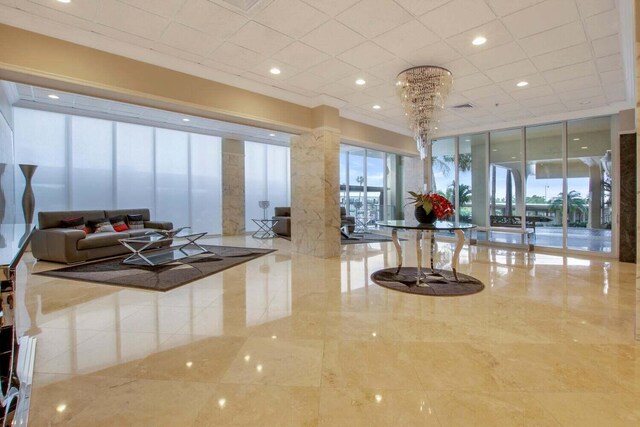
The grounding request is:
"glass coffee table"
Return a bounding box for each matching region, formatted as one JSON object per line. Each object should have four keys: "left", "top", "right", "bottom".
{"left": 119, "top": 230, "right": 209, "bottom": 266}
{"left": 377, "top": 220, "right": 477, "bottom": 284}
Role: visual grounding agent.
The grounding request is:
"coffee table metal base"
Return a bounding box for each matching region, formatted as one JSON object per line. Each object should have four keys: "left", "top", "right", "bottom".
{"left": 120, "top": 232, "right": 209, "bottom": 266}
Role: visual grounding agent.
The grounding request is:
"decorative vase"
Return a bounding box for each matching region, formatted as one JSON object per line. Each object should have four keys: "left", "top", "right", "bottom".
{"left": 20, "top": 164, "right": 37, "bottom": 224}
{"left": 414, "top": 205, "right": 437, "bottom": 224}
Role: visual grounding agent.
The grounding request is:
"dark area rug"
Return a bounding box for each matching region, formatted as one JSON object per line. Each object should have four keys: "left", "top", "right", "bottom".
{"left": 36, "top": 245, "right": 275, "bottom": 292}
{"left": 371, "top": 267, "right": 484, "bottom": 297}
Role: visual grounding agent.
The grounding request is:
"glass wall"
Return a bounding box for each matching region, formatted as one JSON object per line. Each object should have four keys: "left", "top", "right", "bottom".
{"left": 244, "top": 141, "right": 291, "bottom": 231}
{"left": 340, "top": 145, "right": 404, "bottom": 231}
{"left": 525, "top": 123, "right": 563, "bottom": 248}
{"left": 567, "top": 117, "right": 612, "bottom": 252}
{"left": 430, "top": 137, "right": 456, "bottom": 205}
{"left": 14, "top": 108, "right": 223, "bottom": 234}
{"left": 428, "top": 115, "right": 614, "bottom": 254}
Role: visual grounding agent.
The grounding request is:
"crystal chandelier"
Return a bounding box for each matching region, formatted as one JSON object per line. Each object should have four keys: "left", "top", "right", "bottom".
{"left": 396, "top": 66, "right": 453, "bottom": 159}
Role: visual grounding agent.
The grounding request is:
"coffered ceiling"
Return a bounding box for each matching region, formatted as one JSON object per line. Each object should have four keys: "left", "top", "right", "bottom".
{"left": 0, "top": 0, "right": 634, "bottom": 137}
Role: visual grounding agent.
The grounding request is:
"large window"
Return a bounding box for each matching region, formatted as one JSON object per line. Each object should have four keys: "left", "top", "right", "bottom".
{"left": 14, "top": 108, "right": 222, "bottom": 234}
{"left": 244, "top": 141, "right": 290, "bottom": 231}
{"left": 427, "top": 116, "right": 615, "bottom": 254}
{"left": 340, "top": 145, "right": 404, "bottom": 230}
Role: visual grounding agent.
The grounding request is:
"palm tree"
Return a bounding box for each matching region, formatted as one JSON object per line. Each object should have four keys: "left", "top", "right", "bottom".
{"left": 446, "top": 182, "right": 472, "bottom": 207}
{"left": 549, "top": 191, "right": 588, "bottom": 223}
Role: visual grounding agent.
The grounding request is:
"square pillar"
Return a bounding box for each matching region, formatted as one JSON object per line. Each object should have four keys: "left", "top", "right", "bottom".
{"left": 290, "top": 128, "right": 340, "bottom": 258}
{"left": 222, "top": 138, "right": 245, "bottom": 235}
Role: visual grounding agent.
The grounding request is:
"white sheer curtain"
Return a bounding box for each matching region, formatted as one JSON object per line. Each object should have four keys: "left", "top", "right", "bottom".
{"left": 14, "top": 108, "right": 222, "bottom": 234}
{"left": 244, "top": 141, "right": 290, "bottom": 231}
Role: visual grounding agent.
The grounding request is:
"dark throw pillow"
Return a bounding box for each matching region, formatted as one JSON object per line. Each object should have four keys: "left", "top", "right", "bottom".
{"left": 60, "top": 216, "right": 89, "bottom": 234}
{"left": 126, "top": 214, "right": 144, "bottom": 230}
{"left": 88, "top": 218, "right": 116, "bottom": 233}
{"left": 110, "top": 215, "right": 129, "bottom": 232}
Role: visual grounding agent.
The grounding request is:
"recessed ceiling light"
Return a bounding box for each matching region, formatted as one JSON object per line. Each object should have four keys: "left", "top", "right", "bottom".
{"left": 57, "top": 0, "right": 71, "bottom": 3}
{"left": 434, "top": 127, "right": 438, "bottom": 130}
{"left": 579, "top": 100, "right": 591, "bottom": 105}
{"left": 581, "top": 146, "right": 588, "bottom": 149}
{"left": 472, "top": 36, "right": 487, "bottom": 46}
{"left": 573, "top": 138, "right": 580, "bottom": 141}
{"left": 47, "top": 94, "right": 59, "bottom": 99}
{"left": 355, "top": 79, "right": 366, "bottom": 86}
{"left": 269, "top": 67, "right": 281, "bottom": 75}
{"left": 372, "top": 104, "right": 381, "bottom": 110}
{"left": 269, "top": 133, "right": 275, "bottom": 137}
{"left": 182, "top": 118, "right": 190, "bottom": 122}
{"left": 56, "top": 404, "right": 67, "bottom": 413}
{"left": 218, "top": 398, "right": 226, "bottom": 409}
{"left": 185, "top": 361, "right": 193, "bottom": 367}
{"left": 516, "top": 81, "right": 529, "bottom": 87}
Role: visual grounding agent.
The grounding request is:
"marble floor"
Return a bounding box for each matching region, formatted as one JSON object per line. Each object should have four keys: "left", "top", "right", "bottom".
{"left": 14, "top": 234, "right": 639, "bottom": 426}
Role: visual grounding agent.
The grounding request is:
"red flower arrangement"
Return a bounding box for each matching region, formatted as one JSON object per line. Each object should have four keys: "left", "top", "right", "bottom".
{"left": 407, "top": 191, "right": 455, "bottom": 219}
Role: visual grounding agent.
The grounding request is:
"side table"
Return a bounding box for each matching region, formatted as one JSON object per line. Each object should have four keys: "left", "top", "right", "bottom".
{"left": 251, "top": 219, "right": 279, "bottom": 239}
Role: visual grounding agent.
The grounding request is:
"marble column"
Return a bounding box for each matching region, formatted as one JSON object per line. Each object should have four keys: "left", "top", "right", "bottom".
{"left": 290, "top": 128, "right": 340, "bottom": 258}
{"left": 222, "top": 138, "right": 245, "bottom": 235}
{"left": 619, "top": 134, "right": 636, "bottom": 263}
{"left": 635, "top": 19, "right": 640, "bottom": 340}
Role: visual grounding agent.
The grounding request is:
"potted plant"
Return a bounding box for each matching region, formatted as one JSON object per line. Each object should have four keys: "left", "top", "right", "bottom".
{"left": 407, "top": 191, "right": 454, "bottom": 224}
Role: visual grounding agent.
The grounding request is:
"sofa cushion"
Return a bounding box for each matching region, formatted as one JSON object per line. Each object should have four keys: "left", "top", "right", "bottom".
{"left": 87, "top": 218, "right": 116, "bottom": 233}
{"left": 77, "top": 232, "right": 125, "bottom": 250}
{"left": 127, "top": 214, "right": 145, "bottom": 230}
{"left": 39, "top": 210, "right": 105, "bottom": 230}
{"left": 274, "top": 207, "right": 291, "bottom": 217}
{"left": 105, "top": 209, "right": 151, "bottom": 222}
{"left": 60, "top": 216, "right": 89, "bottom": 234}
{"left": 110, "top": 215, "right": 129, "bottom": 232}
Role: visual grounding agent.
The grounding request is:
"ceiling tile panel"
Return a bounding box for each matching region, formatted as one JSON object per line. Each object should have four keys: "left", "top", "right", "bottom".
{"left": 485, "top": 0, "right": 544, "bottom": 17}
{"left": 393, "top": 0, "right": 450, "bottom": 16}
{"left": 227, "top": 21, "right": 293, "bottom": 56}
{"left": 301, "top": 20, "right": 366, "bottom": 55}
{"left": 485, "top": 59, "right": 537, "bottom": 82}
{"left": 453, "top": 73, "right": 493, "bottom": 92}
{"left": 528, "top": 103, "right": 567, "bottom": 116}
{"left": 596, "top": 54, "right": 622, "bottom": 72}
{"left": 159, "top": 22, "right": 217, "bottom": 57}
{"left": 254, "top": 0, "right": 329, "bottom": 39}
{"left": 445, "top": 20, "right": 513, "bottom": 56}
{"left": 530, "top": 43, "right": 593, "bottom": 71}
{"left": 419, "top": 0, "right": 495, "bottom": 38}
{"left": 368, "top": 58, "right": 414, "bottom": 81}
{"left": 600, "top": 69, "right": 625, "bottom": 85}
{"left": 467, "top": 42, "right": 528, "bottom": 71}
{"left": 557, "top": 86, "right": 604, "bottom": 102}
{"left": 519, "top": 21, "right": 587, "bottom": 57}
{"left": 373, "top": 20, "right": 440, "bottom": 58}
{"left": 175, "top": 0, "right": 246, "bottom": 39}
{"left": 401, "top": 40, "right": 461, "bottom": 65}
{"left": 502, "top": 0, "right": 579, "bottom": 39}
{"left": 97, "top": 0, "right": 169, "bottom": 40}
{"left": 603, "top": 82, "right": 625, "bottom": 102}
{"left": 287, "top": 72, "right": 333, "bottom": 92}
{"left": 576, "top": 0, "right": 614, "bottom": 18}
{"left": 336, "top": 0, "right": 413, "bottom": 39}
{"left": 271, "top": 42, "right": 330, "bottom": 70}
{"left": 591, "top": 34, "right": 620, "bottom": 58}
{"left": 300, "top": 0, "right": 360, "bottom": 17}
{"left": 510, "top": 84, "right": 555, "bottom": 100}
{"left": 27, "top": 0, "right": 98, "bottom": 20}
{"left": 337, "top": 42, "right": 396, "bottom": 69}
{"left": 498, "top": 73, "right": 548, "bottom": 92}
{"left": 551, "top": 74, "right": 601, "bottom": 93}
{"left": 584, "top": 9, "right": 618, "bottom": 40}
{"left": 208, "top": 42, "right": 267, "bottom": 68}
{"left": 306, "top": 58, "right": 360, "bottom": 81}
{"left": 563, "top": 95, "right": 608, "bottom": 110}
{"left": 442, "top": 58, "right": 480, "bottom": 78}
{"left": 518, "top": 94, "right": 561, "bottom": 108}
{"left": 542, "top": 61, "right": 598, "bottom": 84}
{"left": 118, "top": 0, "right": 185, "bottom": 18}
{"left": 462, "top": 84, "right": 507, "bottom": 100}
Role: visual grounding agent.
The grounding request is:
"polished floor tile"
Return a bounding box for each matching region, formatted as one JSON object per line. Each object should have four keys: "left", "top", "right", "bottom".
{"left": 15, "top": 234, "right": 639, "bottom": 426}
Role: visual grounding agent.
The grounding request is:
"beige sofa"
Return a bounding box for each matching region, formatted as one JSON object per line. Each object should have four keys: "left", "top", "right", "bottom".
{"left": 31, "top": 208, "right": 173, "bottom": 263}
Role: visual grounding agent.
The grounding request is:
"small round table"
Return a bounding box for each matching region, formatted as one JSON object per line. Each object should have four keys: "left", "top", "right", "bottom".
{"left": 377, "top": 220, "right": 477, "bottom": 285}
{"left": 251, "top": 219, "right": 279, "bottom": 239}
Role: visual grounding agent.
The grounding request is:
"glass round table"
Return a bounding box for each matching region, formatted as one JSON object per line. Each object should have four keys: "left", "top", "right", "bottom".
{"left": 376, "top": 220, "right": 477, "bottom": 285}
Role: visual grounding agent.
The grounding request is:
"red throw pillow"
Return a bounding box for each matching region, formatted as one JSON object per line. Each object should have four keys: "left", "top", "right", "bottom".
{"left": 113, "top": 223, "right": 129, "bottom": 232}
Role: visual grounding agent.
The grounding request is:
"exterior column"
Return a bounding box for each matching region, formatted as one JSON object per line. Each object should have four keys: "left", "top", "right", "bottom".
{"left": 290, "top": 128, "right": 340, "bottom": 258}
{"left": 222, "top": 138, "right": 245, "bottom": 235}
{"left": 588, "top": 164, "right": 603, "bottom": 229}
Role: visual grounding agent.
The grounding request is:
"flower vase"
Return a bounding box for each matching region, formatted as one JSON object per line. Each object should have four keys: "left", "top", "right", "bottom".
{"left": 414, "top": 206, "right": 437, "bottom": 224}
